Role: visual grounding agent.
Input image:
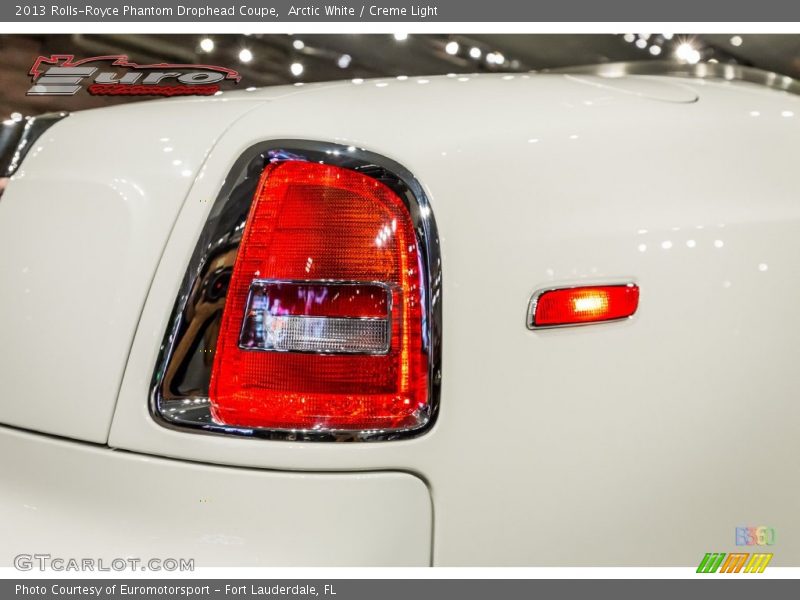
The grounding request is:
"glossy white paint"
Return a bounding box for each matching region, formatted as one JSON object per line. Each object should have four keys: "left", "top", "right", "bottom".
{"left": 565, "top": 74, "right": 699, "bottom": 102}
{"left": 0, "top": 425, "right": 431, "bottom": 566}
{"left": 0, "top": 97, "right": 264, "bottom": 442}
{"left": 5, "top": 73, "right": 800, "bottom": 565}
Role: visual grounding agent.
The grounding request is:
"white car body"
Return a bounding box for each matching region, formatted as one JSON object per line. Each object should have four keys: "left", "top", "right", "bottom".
{"left": 1, "top": 70, "right": 798, "bottom": 566}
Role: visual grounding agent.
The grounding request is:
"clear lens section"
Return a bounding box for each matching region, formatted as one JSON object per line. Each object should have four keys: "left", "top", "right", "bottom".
{"left": 239, "top": 280, "right": 392, "bottom": 354}
{"left": 240, "top": 314, "right": 391, "bottom": 354}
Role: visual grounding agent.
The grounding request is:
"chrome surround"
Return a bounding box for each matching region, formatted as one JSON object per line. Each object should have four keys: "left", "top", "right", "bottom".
{"left": 238, "top": 278, "right": 394, "bottom": 355}
{"left": 150, "top": 140, "right": 442, "bottom": 442}
{"left": 527, "top": 282, "right": 638, "bottom": 330}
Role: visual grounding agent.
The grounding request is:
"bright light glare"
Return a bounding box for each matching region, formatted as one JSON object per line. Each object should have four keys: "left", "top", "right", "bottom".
{"left": 293, "top": 39, "right": 305, "bottom": 50}
{"left": 199, "top": 38, "right": 214, "bottom": 52}
{"left": 290, "top": 62, "right": 304, "bottom": 76}
{"left": 238, "top": 48, "right": 253, "bottom": 63}
{"left": 445, "top": 41, "right": 459, "bottom": 55}
{"left": 675, "top": 43, "right": 701, "bottom": 64}
{"left": 469, "top": 47, "right": 482, "bottom": 59}
{"left": 573, "top": 296, "right": 605, "bottom": 313}
{"left": 393, "top": 33, "right": 408, "bottom": 41}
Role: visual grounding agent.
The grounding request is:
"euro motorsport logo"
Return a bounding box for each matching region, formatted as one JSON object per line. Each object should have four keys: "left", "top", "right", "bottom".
{"left": 27, "top": 55, "right": 241, "bottom": 97}
{"left": 697, "top": 527, "right": 776, "bottom": 573}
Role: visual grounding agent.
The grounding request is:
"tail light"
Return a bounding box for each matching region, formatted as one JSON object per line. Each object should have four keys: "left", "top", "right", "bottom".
{"left": 211, "top": 161, "right": 429, "bottom": 431}
{"left": 528, "top": 284, "right": 639, "bottom": 328}
{"left": 152, "top": 143, "right": 441, "bottom": 441}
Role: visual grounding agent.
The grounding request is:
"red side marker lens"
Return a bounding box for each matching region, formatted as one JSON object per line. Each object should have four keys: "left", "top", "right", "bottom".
{"left": 532, "top": 284, "right": 639, "bottom": 327}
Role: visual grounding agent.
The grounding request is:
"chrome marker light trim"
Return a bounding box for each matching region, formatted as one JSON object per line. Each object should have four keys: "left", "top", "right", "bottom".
{"left": 150, "top": 140, "right": 442, "bottom": 442}
{"left": 527, "top": 282, "right": 638, "bottom": 330}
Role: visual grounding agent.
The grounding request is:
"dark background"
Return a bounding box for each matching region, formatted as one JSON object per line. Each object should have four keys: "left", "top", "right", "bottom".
{"left": 1, "top": 33, "right": 799, "bottom": 119}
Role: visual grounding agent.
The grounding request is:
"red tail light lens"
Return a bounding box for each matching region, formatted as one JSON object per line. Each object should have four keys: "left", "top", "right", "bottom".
{"left": 530, "top": 284, "right": 639, "bottom": 328}
{"left": 209, "top": 161, "right": 429, "bottom": 432}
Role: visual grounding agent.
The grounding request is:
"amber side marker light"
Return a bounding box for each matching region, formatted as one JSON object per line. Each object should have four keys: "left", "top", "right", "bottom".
{"left": 528, "top": 284, "right": 639, "bottom": 328}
